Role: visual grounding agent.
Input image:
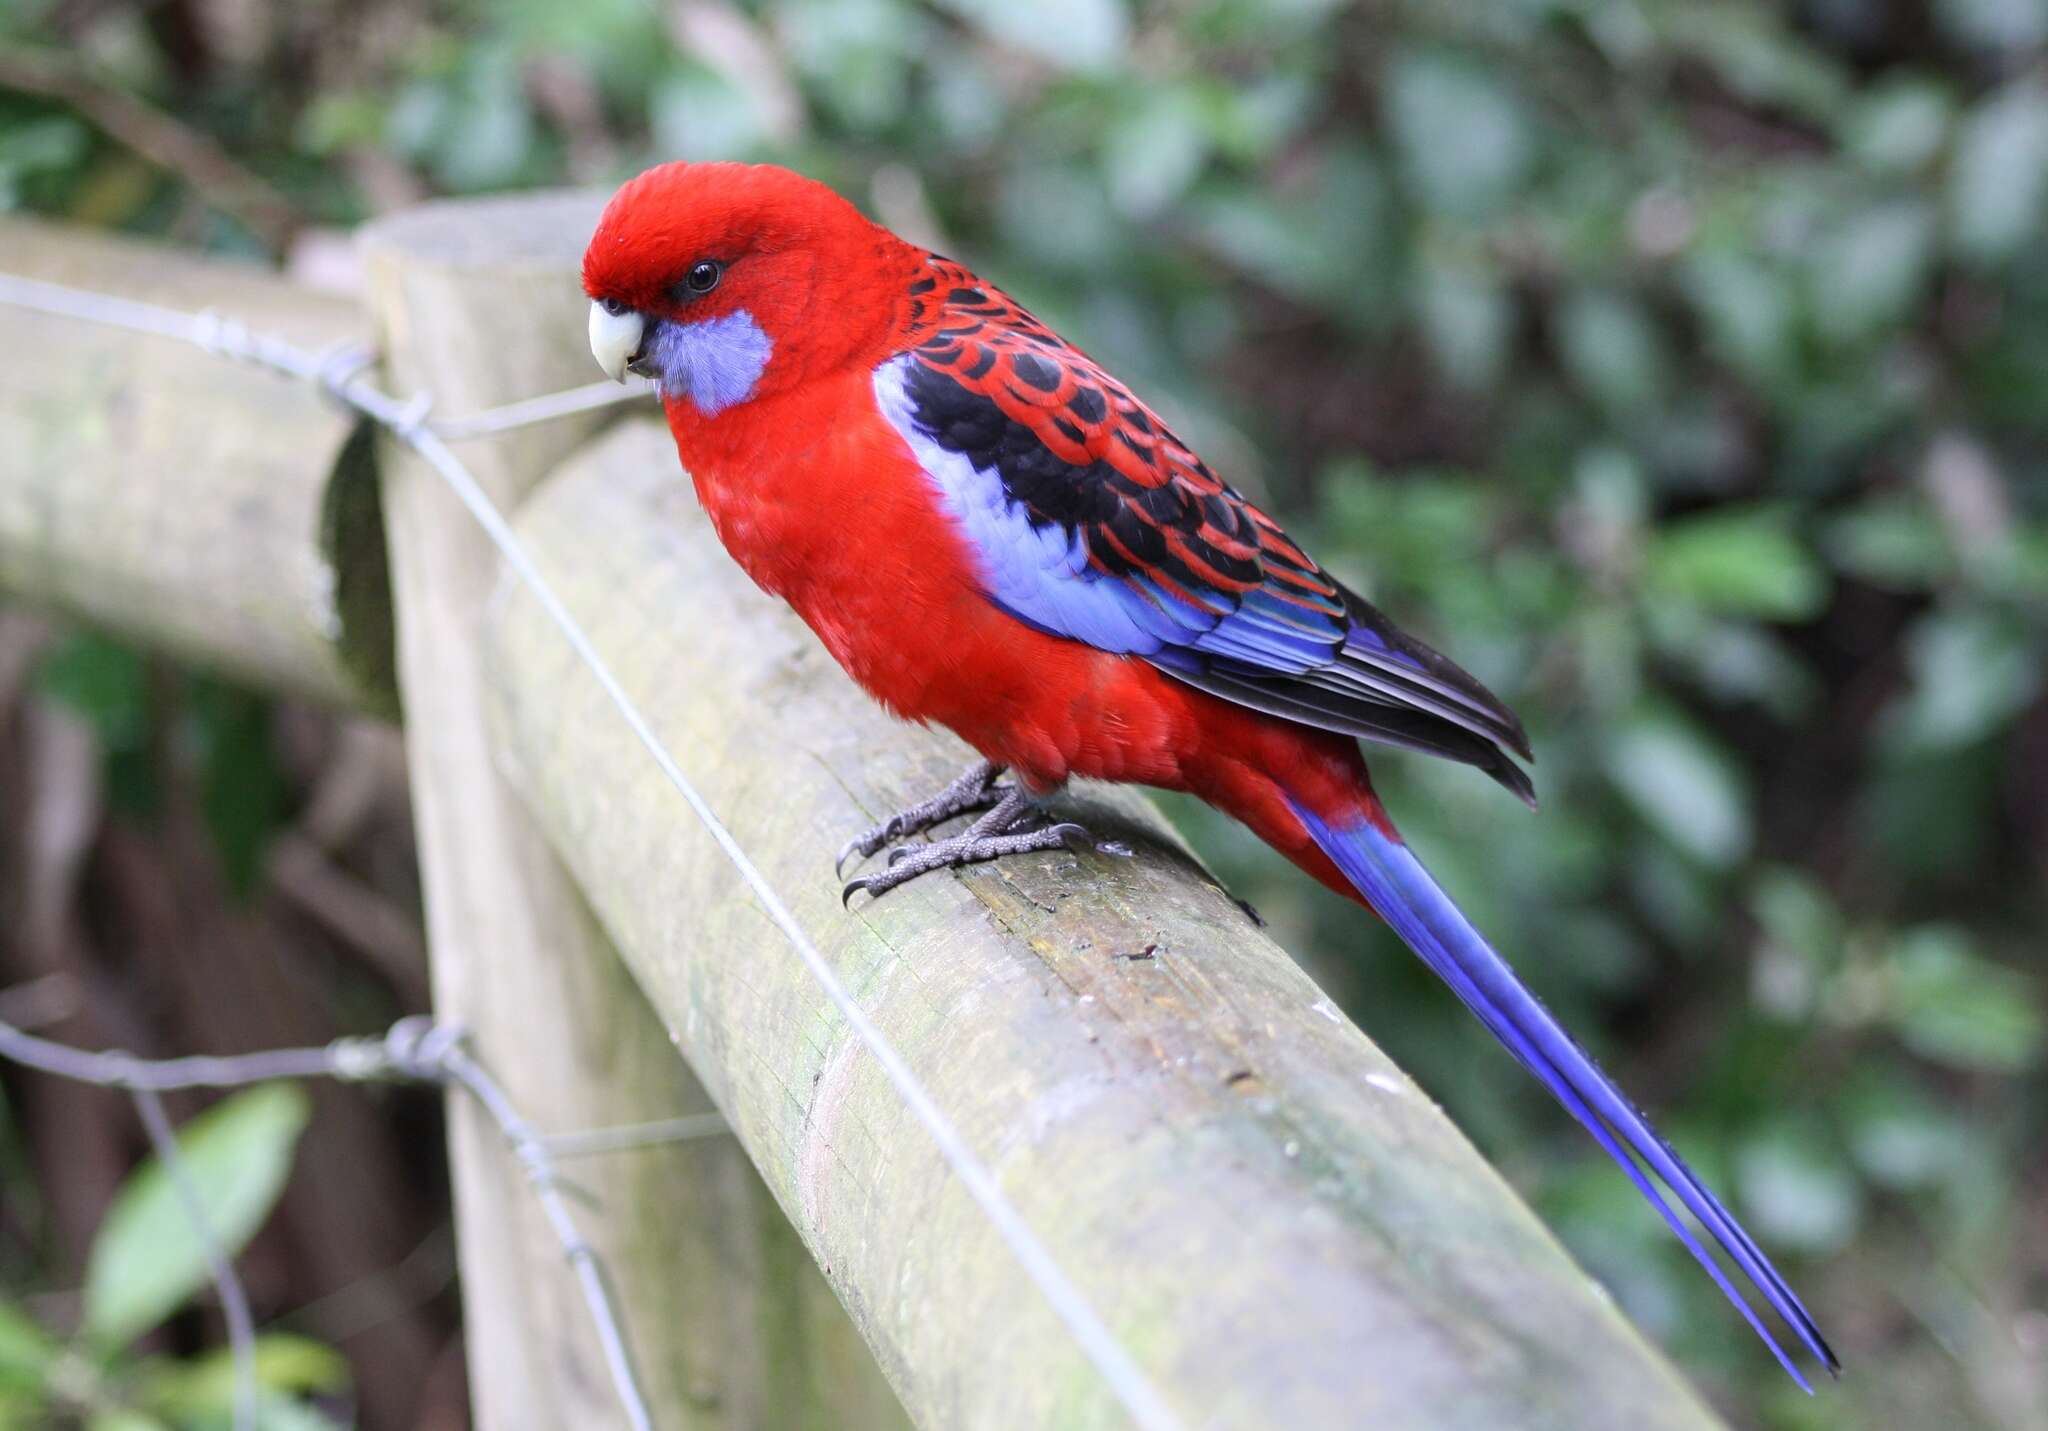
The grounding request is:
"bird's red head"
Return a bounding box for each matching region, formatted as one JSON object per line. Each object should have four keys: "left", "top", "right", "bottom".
{"left": 582, "top": 162, "right": 922, "bottom": 416}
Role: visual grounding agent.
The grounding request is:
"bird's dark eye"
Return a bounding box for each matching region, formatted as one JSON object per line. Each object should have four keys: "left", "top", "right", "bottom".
{"left": 600, "top": 296, "right": 629, "bottom": 316}
{"left": 680, "top": 260, "right": 723, "bottom": 297}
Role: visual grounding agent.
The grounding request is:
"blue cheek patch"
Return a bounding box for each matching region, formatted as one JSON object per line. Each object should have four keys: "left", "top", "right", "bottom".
{"left": 645, "top": 309, "right": 773, "bottom": 415}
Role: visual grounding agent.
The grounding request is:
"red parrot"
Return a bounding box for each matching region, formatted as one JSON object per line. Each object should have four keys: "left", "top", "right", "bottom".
{"left": 582, "top": 161, "right": 1836, "bottom": 1387}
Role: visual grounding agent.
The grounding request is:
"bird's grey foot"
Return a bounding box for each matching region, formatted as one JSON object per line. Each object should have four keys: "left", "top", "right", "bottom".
{"left": 842, "top": 786, "right": 1091, "bottom": 904}
{"left": 835, "top": 759, "right": 1008, "bottom": 875}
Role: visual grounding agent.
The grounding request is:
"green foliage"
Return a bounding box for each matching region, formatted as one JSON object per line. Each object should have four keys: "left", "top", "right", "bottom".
{"left": 83, "top": 1086, "right": 310, "bottom": 1350}
{"left": 33, "top": 635, "right": 289, "bottom": 888}
{"left": 4, "top": 0, "right": 2045, "bottom": 1424}
{"left": 1645, "top": 507, "right": 1830, "bottom": 622}
{"left": 135, "top": 1335, "right": 350, "bottom": 1431}
{"left": 0, "top": 1297, "right": 58, "bottom": 1396}
{"left": 33, "top": 632, "right": 158, "bottom": 817}
{"left": 0, "top": 1086, "right": 340, "bottom": 1428}
{"left": 185, "top": 684, "right": 288, "bottom": 896}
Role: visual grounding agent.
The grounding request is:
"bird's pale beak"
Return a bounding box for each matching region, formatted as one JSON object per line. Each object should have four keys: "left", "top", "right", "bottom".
{"left": 588, "top": 301, "right": 646, "bottom": 384}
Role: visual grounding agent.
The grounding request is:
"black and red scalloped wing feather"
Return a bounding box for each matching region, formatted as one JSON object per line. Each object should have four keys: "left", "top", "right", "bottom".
{"left": 879, "top": 255, "right": 1533, "bottom": 802}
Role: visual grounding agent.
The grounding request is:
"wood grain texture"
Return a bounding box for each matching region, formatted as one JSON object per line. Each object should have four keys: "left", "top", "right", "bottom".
{"left": 480, "top": 414, "right": 1727, "bottom": 1431}
{"left": 360, "top": 194, "right": 905, "bottom": 1431}
{"left": 0, "top": 217, "right": 391, "bottom": 709}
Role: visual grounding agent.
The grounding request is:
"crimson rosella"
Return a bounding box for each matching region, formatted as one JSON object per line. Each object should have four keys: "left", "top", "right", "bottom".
{"left": 581, "top": 160, "right": 1837, "bottom": 1387}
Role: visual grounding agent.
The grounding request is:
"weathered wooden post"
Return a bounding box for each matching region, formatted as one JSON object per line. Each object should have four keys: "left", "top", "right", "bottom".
{"left": 358, "top": 196, "right": 905, "bottom": 1430}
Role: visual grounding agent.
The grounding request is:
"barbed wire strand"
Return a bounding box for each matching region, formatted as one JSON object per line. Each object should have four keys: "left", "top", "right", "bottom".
{"left": 0, "top": 1009, "right": 655, "bottom": 1431}
{"left": 539, "top": 1113, "right": 730, "bottom": 1160}
{"left": 131, "top": 1084, "right": 261, "bottom": 1431}
{"left": 0, "top": 1020, "right": 349, "bottom": 1089}
{"left": 418, "top": 1026, "right": 653, "bottom": 1431}
{"left": 0, "top": 274, "right": 654, "bottom": 441}
{"left": 0, "top": 992, "right": 728, "bottom": 1148}
{"left": 428, "top": 375, "right": 656, "bottom": 439}
{"left": 0, "top": 270, "right": 1186, "bottom": 1431}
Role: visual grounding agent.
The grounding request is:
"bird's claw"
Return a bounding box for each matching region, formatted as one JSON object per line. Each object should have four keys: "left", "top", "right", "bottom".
{"left": 833, "top": 836, "right": 866, "bottom": 878}
{"left": 839, "top": 803, "right": 1099, "bottom": 905}
{"left": 834, "top": 759, "right": 1007, "bottom": 875}
{"left": 835, "top": 817, "right": 911, "bottom": 876}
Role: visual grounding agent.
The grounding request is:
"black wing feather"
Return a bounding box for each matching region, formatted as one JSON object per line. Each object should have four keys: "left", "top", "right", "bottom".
{"left": 894, "top": 256, "right": 1535, "bottom": 802}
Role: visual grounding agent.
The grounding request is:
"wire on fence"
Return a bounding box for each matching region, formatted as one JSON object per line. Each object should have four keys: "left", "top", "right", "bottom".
{"left": 540, "top": 1113, "right": 730, "bottom": 1160}
{"left": 0, "top": 1010, "right": 656, "bottom": 1431}
{"left": 131, "top": 1084, "right": 261, "bottom": 1431}
{"left": 428, "top": 375, "right": 656, "bottom": 440}
{"left": 0, "top": 269, "right": 1186, "bottom": 1431}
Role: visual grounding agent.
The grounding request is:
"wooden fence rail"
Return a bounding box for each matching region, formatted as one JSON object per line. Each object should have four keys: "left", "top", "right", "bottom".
{"left": 0, "top": 216, "right": 389, "bottom": 711}
{"left": 0, "top": 199, "right": 1723, "bottom": 1431}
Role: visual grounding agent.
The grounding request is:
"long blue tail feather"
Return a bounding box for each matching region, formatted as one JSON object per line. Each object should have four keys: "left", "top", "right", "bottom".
{"left": 1290, "top": 800, "right": 1839, "bottom": 1387}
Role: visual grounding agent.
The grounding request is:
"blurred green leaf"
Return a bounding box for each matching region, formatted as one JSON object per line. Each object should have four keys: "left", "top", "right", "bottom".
{"left": 1841, "top": 80, "right": 1952, "bottom": 175}
{"left": 1626, "top": 840, "right": 1723, "bottom": 944}
{"left": 1823, "top": 494, "right": 1953, "bottom": 590}
{"left": 87, "top": 1412, "right": 171, "bottom": 1431}
{"left": 1865, "top": 747, "right": 2002, "bottom": 882}
{"left": 779, "top": 0, "right": 920, "bottom": 130}
{"left": 1573, "top": 441, "right": 1648, "bottom": 530}
{"left": 1383, "top": 47, "right": 1534, "bottom": 220}
{"left": 1414, "top": 256, "right": 1513, "bottom": 391}
{"left": 138, "top": 1334, "right": 348, "bottom": 1428}
{"left": 1808, "top": 200, "right": 1934, "bottom": 346}
{"left": 1205, "top": 74, "right": 1316, "bottom": 162}
{"left": 1737, "top": 1125, "right": 1863, "bottom": 1254}
{"left": 1607, "top": 710, "right": 1753, "bottom": 867}
{"left": 1662, "top": 5, "right": 1849, "bottom": 121}
{"left": 999, "top": 163, "right": 1121, "bottom": 269}
{"left": 33, "top": 632, "right": 159, "bottom": 816}
{"left": 1644, "top": 507, "right": 1829, "bottom": 621}
{"left": 1321, "top": 462, "right": 1496, "bottom": 584}
{"left": 1879, "top": 610, "right": 2041, "bottom": 754}
{"left": 653, "top": 66, "right": 773, "bottom": 162}
{"left": 935, "top": 0, "right": 1128, "bottom": 72}
{"left": 1102, "top": 90, "right": 1210, "bottom": 218}
{"left": 82, "top": 1085, "right": 311, "bottom": 1350}
{"left": 0, "top": 1297, "right": 54, "bottom": 1391}
{"left": 187, "top": 682, "right": 285, "bottom": 897}
{"left": 1746, "top": 868, "right": 1839, "bottom": 1018}
{"left": 1192, "top": 148, "right": 1392, "bottom": 323}
{"left": 1749, "top": 868, "right": 1844, "bottom": 963}
{"left": 1948, "top": 82, "right": 2048, "bottom": 264}
{"left": 1555, "top": 288, "right": 1668, "bottom": 417}
{"left": 35, "top": 633, "right": 147, "bottom": 747}
{"left": 1887, "top": 925, "right": 2042, "bottom": 1071}
{"left": 0, "top": 114, "right": 88, "bottom": 199}
{"left": 399, "top": 53, "right": 539, "bottom": 191}
{"left": 923, "top": 45, "right": 1005, "bottom": 147}
{"left": 297, "top": 92, "right": 388, "bottom": 155}
{"left": 1568, "top": 602, "right": 1643, "bottom": 712}
{"left": 1680, "top": 252, "right": 1799, "bottom": 393}
{"left": 1842, "top": 1073, "right": 1972, "bottom": 1190}
{"left": 1652, "top": 617, "right": 1818, "bottom": 717}
{"left": 1934, "top": 0, "right": 2048, "bottom": 50}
